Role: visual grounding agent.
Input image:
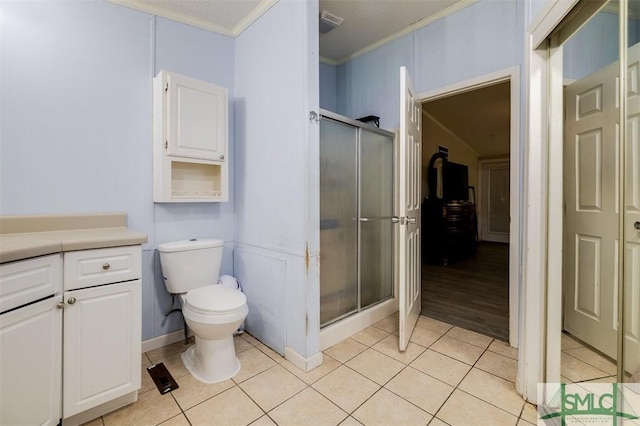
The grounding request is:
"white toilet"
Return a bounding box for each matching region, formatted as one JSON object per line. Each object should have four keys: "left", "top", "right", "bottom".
{"left": 157, "top": 239, "right": 248, "bottom": 384}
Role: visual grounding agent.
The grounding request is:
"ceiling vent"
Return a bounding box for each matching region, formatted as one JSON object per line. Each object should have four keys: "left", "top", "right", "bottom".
{"left": 319, "top": 10, "right": 343, "bottom": 34}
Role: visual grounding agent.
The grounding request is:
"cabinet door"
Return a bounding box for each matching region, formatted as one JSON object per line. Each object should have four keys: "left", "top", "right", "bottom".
{"left": 166, "top": 71, "right": 227, "bottom": 161}
{"left": 63, "top": 280, "right": 141, "bottom": 418}
{"left": 0, "top": 297, "right": 62, "bottom": 426}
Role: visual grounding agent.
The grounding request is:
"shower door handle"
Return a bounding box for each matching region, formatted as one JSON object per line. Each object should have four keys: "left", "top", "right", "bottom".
{"left": 359, "top": 217, "right": 400, "bottom": 223}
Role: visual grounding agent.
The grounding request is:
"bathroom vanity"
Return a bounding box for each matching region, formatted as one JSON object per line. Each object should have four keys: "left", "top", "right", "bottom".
{"left": 0, "top": 213, "right": 147, "bottom": 426}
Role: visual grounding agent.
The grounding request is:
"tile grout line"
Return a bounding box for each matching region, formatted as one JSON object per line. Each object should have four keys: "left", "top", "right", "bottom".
{"left": 561, "top": 349, "right": 616, "bottom": 378}
{"left": 335, "top": 325, "right": 453, "bottom": 422}
{"left": 426, "top": 337, "right": 528, "bottom": 424}
{"left": 427, "top": 338, "right": 494, "bottom": 423}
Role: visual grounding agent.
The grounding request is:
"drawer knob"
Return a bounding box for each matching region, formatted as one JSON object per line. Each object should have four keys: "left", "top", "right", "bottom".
{"left": 102, "top": 263, "right": 111, "bottom": 271}
{"left": 67, "top": 297, "right": 76, "bottom": 305}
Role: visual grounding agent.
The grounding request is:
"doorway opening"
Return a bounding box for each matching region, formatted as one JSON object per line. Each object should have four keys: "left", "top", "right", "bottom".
{"left": 417, "top": 68, "right": 520, "bottom": 346}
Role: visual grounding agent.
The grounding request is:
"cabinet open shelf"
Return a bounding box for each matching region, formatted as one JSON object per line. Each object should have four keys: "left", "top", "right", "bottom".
{"left": 170, "top": 161, "right": 222, "bottom": 199}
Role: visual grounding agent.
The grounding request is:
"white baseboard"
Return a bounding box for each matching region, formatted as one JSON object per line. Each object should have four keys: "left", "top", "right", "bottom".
{"left": 141, "top": 329, "right": 191, "bottom": 354}
{"left": 320, "top": 298, "right": 398, "bottom": 350}
{"left": 284, "top": 347, "right": 324, "bottom": 372}
{"left": 63, "top": 391, "right": 137, "bottom": 426}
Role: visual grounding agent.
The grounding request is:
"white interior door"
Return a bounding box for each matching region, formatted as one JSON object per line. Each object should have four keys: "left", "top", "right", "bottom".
{"left": 564, "top": 44, "right": 640, "bottom": 372}
{"left": 623, "top": 44, "right": 640, "bottom": 375}
{"left": 398, "top": 66, "right": 422, "bottom": 351}
{"left": 480, "top": 161, "right": 510, "bottom": 243}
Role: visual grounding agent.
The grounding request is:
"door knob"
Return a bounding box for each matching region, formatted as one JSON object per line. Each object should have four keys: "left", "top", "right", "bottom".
{"left": 635, "top": 221, "right": 640, "bottom": 230}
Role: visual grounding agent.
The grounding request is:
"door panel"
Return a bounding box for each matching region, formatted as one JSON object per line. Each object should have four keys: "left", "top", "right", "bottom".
{"left": 564, "top": 50, "right": 619, "bottom": 361}
{"left": 360, "top": 128, "right": 394, "bottom": 309}
{"left": 564, "top": 44, "right": 640, "bottom": 373}
{"left": 623, "top": 44, "right": 640, "bottom": 376}
{"left": 319, "top": 119, "right": 358, "bottom": 326}
{"left": 480, "top": 161, "right": 510, "bottom": 243}
{"left": 398, "top": 66, "right": 421, "bottom": 351}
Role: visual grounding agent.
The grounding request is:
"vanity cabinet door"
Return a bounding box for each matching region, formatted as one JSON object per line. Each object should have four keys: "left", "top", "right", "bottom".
{"left": 0, "top": 296, "right": 62, "bottom": 426}
{"left": 63, "top": 280, "right": 141, "bottom": 418}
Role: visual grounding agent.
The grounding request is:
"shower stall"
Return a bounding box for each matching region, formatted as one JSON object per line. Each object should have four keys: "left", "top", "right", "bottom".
{"left": 319, "top": 110, "right": 395, "bottom": 328}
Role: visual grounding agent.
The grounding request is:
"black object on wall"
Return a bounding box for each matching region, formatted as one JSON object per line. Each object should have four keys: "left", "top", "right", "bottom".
{"left": 356, "top": 115, "right": 380, "bottom": 128}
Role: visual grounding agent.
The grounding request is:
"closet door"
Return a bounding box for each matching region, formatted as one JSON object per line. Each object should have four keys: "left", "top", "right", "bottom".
{"left": 319, "top": 118, "right": 358, "bottom": 326}
{"left": 623, "top": 40, "right": 640, "bottom": 380}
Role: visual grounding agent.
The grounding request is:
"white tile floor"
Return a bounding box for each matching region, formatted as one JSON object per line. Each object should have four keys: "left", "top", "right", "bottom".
{"left": 87, "top": 315, "right": 542, "bottom": 426}
{"left": 560, "top": 332, "right": 618, "bottom": 383}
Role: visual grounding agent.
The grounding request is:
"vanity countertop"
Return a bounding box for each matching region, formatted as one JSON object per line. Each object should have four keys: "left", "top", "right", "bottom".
{"left": 0, "top": 213, "right": 148, "bottom": 263}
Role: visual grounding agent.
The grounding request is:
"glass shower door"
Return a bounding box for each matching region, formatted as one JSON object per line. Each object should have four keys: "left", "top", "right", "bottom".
{"left": 359, "top": 128, "right": 394, "bottom": 309}
{"left": 319, "top": 119, "right": 358, "bottom": 326}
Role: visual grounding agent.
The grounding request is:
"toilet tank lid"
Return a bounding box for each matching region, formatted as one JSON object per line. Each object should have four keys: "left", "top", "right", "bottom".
{"left": 157, "top": 239, "right": 224, "bottom": 252}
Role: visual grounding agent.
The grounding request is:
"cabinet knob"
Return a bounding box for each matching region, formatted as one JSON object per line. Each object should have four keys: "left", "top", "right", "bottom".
{"left": 67, "top": 297, "right": 77, "bottom": 305}
{"left": 57, "top": 302, "right": 65, "bottom": 310}
{"left": 219, "top": 154, "right": 225, "bottom": 160}
{"left": 102, "top": 263, "right": 111, "bottom": 270}
{"left": 635, "top": 221, "right": 640, "bottom": 230}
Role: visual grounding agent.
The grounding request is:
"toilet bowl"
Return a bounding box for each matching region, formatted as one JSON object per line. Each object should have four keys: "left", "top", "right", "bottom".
{"left": 157, "top": 239, "right": 249, "bottom": 384}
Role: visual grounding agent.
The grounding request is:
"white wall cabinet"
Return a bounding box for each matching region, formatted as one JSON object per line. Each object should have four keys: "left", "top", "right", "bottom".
{"left": 153, "top": 69, "right": 229, "bottom": 202}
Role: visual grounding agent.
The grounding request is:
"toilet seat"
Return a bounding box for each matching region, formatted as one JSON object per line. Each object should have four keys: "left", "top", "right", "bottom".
{"left": 182, "top": 285, "right": 248, "bottom": 325}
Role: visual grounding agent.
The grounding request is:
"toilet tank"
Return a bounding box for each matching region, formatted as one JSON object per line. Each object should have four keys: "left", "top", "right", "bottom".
{"left": 157, "top": 239, "right": 224, "bottom": 294}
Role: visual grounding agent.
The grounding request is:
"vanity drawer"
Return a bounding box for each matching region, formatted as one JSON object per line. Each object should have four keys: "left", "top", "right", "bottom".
{"left": 64, "top": 246, "right": 141, "bottom": 290}
{"left": 0, "top": 254, "right": 62, "bottom": 314}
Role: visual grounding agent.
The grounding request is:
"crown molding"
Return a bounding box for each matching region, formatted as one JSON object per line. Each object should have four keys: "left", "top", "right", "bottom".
{"left": 330, "top": 0, "right": 478, "bottom": 65}
{"left": 319, "top": 56, "right": 339, "bottom": 66}
{"left": 232, "top": 0, "right": 278, "bottom": 36}
{"left": 106, "top": 0, "right": 278, "bottom": 37}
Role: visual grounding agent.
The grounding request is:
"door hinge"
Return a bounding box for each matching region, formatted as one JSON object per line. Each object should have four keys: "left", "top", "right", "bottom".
{"left": 164, "top": 82, "right": 169, "bottom": 92}
{"left": 165, "top": 140, "right": 168, "bottom": 150}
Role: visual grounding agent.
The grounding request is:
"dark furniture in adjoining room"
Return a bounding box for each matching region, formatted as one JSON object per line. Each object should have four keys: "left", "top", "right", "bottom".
{"left": 422, "top": 153, "right": 477, "bottom": 265}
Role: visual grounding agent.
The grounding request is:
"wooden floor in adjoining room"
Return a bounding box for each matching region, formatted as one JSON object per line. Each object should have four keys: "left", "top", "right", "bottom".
{"left": 421, "top": 242, "right": 510, "bottom": 342}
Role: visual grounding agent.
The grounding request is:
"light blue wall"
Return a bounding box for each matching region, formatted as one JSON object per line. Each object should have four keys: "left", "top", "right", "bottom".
{"left": 564, "top": 12, "right": 640, "bottom": 80}
{"left": 336, "top": 0, "right": 521, "bottom": 130}
{"left": 234, "top": 0, "right": 319, "bottom": 357}
{"left": 337, "top": 34, "right": 413, "bottom": 130}
{"left": 0, "top": 1, "right": 236, "bottom": 341}
{"left": 320, "top": 62, "right": 337, "bottom": 111}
